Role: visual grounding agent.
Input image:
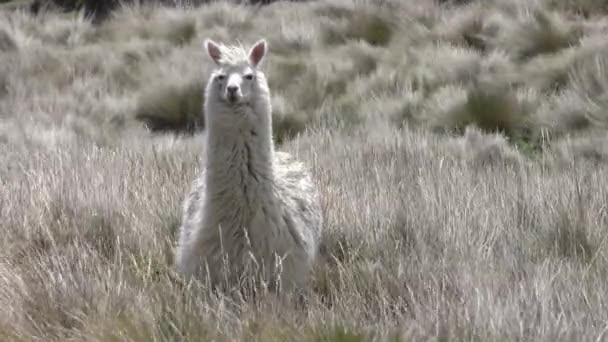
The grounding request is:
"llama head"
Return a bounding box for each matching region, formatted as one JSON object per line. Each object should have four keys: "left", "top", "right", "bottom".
{"left": 204, "top": 39, "right": 269, "bottom": 107}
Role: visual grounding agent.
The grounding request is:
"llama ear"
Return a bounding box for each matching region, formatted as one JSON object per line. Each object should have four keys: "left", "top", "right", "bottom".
{"left": 248, "top": 39, "right": 267, "bottom": 67}
{"left": 205, "top": 39, "right": 222, "bottom": 65}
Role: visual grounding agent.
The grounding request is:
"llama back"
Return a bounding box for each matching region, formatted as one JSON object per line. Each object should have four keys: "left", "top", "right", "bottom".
{"left": 272, "top": 151, "right": 323, "bottom": 262}
{"left": 175, "top": 171, "right": 206, "bottom": 272}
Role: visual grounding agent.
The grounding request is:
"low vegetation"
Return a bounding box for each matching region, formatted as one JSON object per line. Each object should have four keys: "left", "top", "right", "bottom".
{"left": 1, "top": 0, "right": 608, "bottom": 340}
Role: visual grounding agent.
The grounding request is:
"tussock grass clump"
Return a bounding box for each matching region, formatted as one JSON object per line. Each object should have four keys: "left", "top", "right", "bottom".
{"left": 451, "top": 125, "right": 524, "bottom": 168}
{"left": 533, "top": 43, "right": 608, "bottom": 135}
{"left": 535, "top": 90, "right": 592, "bottom": 137}
{"left": 290, "top": 65, "right": 347, "bottom": 110}
{"left": 12, "top": 45, "right": 70, "bottom": 87}
{"left": 339, "top": 42, "right": 379, "bottom": 77}
{"left": 569, "top": 53, "right": 608, "bottom": 126}
{"left": 134, "top": 79, "right": 204, "bottom": 133}
{"left": 371, "top": 90, "right": 425, "bottom": 127}
{"left": 199, "top": 2, "right": 255, "bottom": 32}
{"left": 161, "top": 19, "right": 197, "bottom": 46}
{"left": 550, "top": 131, "right": 608, "bottom": 164}
{"left": 423, "top": 84, "right": 469, "bottom": 127}
{"left": 267, "top": 42, "right": 381, "bottom": 133}
{"left": 311, "top": 324, "right": 370, "bottom": 342}
{"left": 464, "top": 84, "right": 533, "bottom": 135}
{"left": 548, "top": 209, "right": 595, "bottom": 263}
{"left": 102, "top": 8, "right": 197, "bottom": 46}
{"left": 535, "top": 173, "right": 600, "bottom": 264}
{"left": 0, "top": 27, "right": 16, "bottom": 51}
{"left": 320, "top": 5, "right": 394, "bottom": 47}
{"left": 271, "top": 95, "right": 308, "bottom": 144}
{"left": 489, "top": 8, "right": 581, "bottom": 60}
{"left": 408, "top": 43, "right": 482, "bottom": 92}
{"left": 272, "top": 112, "right": 308, "bottom": 145}
{"left": 519, "top": 52, "right": 576, "bottom": 92}
{"left": 434, "top": 2, "right": 487, "bottom": 51}
{"left": 267, "top": 56, "right": 308, "bottom": 90}
{"left": 356, "top": 43, "right": 482, "bottom": 111}
{"left": 344, "top": 12, "right": 393, "bottom": 46}
{"left": 515, "top": 34, "right": 608, "bottom": 93}
{"left": 0, "top": 61, "right": 8, "bottom": 99}
{"left": 265, "top": 15, "right": 317, "bottom": 55}
{"left": 427, "top": 82, "right": 537, "bottom": 140}
{"left": 546, "top": 0, "right": 608, "bottom": 16}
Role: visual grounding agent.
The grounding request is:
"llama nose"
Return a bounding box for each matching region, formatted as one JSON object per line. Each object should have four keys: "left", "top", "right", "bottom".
{"left": 227, "top": 85, "right": 238, "bottom": 95}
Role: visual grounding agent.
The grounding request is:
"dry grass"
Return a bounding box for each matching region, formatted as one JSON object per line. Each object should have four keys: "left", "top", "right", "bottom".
{"left": 1, "top": 0, "right": 608, "bottom": 340}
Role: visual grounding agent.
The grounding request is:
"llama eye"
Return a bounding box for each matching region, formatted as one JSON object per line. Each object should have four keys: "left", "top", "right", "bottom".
{"left": 216, "top": 74, "right": 226, "bottom": 81}
{"left": 244, "top": 74, "right": 254, "bottom": 80}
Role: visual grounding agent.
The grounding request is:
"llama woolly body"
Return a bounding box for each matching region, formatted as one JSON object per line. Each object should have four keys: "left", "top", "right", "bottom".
{"left": 175, "top": 39, "right": 322, "bottom": 293}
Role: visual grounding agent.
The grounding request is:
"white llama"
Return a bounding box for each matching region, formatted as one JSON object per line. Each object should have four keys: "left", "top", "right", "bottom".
{"left": 175, "top": 38, "right": 322, "bottom": 295}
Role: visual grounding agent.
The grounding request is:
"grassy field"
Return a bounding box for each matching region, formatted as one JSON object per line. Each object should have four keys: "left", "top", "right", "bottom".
{"left": 1, "top": 0, "right": 608, "bottom": 340}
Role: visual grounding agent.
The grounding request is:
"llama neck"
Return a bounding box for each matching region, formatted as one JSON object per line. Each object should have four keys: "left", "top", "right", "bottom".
{"left": 204, "top": 108, "right": 275, "bottom": 203}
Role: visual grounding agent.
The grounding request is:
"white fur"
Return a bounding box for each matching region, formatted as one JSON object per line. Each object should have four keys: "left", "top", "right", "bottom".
{"left": 175, "top": 39, "right": 322, "bottom": 294}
